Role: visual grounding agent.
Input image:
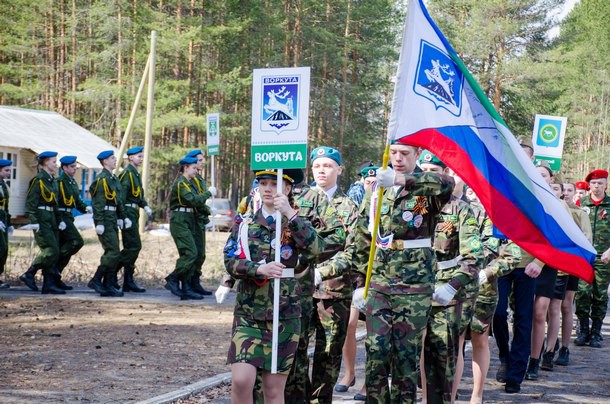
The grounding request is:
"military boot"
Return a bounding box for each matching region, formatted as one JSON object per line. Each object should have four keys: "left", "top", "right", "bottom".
{"left": 590, "top": 320, "right": 603, "bottom": 348}
{"left": 41, "top": 270, "right": 66, "bottom": 295}
{"left": 555, "top": 347, "right": 570, "bottom": 366}
{"left": 574, "top": 318, "right": 590, "bottom": 346}
{"left": 164, "top": 273, "right": 183, "bottom": 298}
{"left": 55, "top": 268, "right": 73, "bottom": 290}
{"left": 123, "top": 269, "right": 146, "bottom": 293}
{"left": 181, "top": 278, "right": 204, "bottom": 300}
{"left": 540, "top": 350, "right": 554, "bottom": 371}
{"left": 110, "top": 270, "right": 121, "bottom": 290}
{"left": 525, "top": 357, "right": 540, "bottom": 380}
{"left": 102, "top": 273, "right": 124, "bottom": 297}
{"left": 19, "top": 266, "right": 39, "bottom": 291}
{"left": 190, "top": 275, "right": 212, "bottom": 296}
{"left": 88, "top": 268, "right": 109, "bottom": 295}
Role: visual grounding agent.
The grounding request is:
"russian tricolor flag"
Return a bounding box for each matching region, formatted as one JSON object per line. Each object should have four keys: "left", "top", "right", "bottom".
{"left": 388, "top": 0, "right": 595, "bottom": 282}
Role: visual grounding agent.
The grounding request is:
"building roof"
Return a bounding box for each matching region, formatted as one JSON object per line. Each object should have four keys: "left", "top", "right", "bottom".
{"left": 0, "top": 106, "right": 117, "bottom": 169}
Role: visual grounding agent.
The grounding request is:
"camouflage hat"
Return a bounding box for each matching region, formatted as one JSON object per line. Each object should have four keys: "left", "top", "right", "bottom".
{"left": 418, "top": 150, "right": 446, "bottom": 168}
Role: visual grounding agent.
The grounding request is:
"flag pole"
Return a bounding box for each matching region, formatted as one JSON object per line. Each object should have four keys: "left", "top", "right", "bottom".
{"left": 363, "top": 144, "right": 390, "bottom": 299}
{"left": 271, "top": 168, "right": 283, "bottom": 374}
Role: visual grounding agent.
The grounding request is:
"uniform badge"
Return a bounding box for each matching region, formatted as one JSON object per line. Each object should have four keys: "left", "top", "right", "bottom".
{"left": 413, "top": 196, "right": 428, "bottom": 215}
{"left": 440, "top": 220, "right": 453, "bottom": 235}
{"left": 413, "top": 215, "right": 424, "bottom": 228}
{"left": 280, "top": 245, "right": 293, "bottom": 260}
{"left": 262, "top": 234, "right": 270, "bottom": 243}
{"left": 402, "top": 211, "right": 414, "bottom": 222}
{"left": 601, "top": 209, "right": 607, "bottom": 220}
{"left": 270, "top": 239, "right": 277, "bottom": 249}
{"left": 583, "top": 206, "right": 590, "bottom": 215}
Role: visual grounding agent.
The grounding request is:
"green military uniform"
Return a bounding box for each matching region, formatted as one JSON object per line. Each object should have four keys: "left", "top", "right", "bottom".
{"left": 56, "top": 171, "right": 88, "bottom": 280}
{"left": 0, "top": 176, "right": 11, "bottom": 284}
{"left": 576, "top": 193, "right": 610, "bottom": 345}
{"left": 25, "top": 170, "right": 62, "bottom": 293}
{"left": 118, "top": 164, "right": 150, "bottom": 292}
{"left": 424, "top": 196, "right": 481, "bottom": 404}
{"left": 284, "top": 184, "right": 346, "bottom": 403}
{"left": 310, "top": 187, "right": 359, "bottom": 403}
{"left": 224, "top": 209, "right": 323, "bottom": 374}
{"left": 88, "top": 168, "right": 127, "bottom": 296}
{"left": 189, "top": 173, "right": 212, "bottom": 293}
{"left": 350, "top": 172, "right": 454, "bottom": 403}
{"left": 167, "top": 175, "right": 210, "bottom": 299}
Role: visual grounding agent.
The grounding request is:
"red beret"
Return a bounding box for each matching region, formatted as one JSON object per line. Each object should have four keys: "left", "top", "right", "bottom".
{"left": 575, "top": 181, "right": 589, "bottom": 191}
{"left": 585, "top": 169, "right": 609, "bottom": 182}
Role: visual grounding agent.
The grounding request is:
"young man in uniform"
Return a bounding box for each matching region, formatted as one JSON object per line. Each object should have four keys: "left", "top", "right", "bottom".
{"left": 118, "top": 146, "right": 152, "bottom": 293}
{"left": 575, "top": 169, "right": 610, "bottom": 348}
{"left": 56, "top": 155, "right": 92, "bottom": 290}
{"left": 0, "top": 159, "right": 13, "bottom": 289}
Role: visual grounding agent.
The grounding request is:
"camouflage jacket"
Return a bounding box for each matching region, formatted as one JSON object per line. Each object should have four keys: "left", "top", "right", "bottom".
{"left": 350, "top": 172, "right": 454, "bottom": 295}
{"left": 169, "top": 175, "right": 209, "bottom": 211}
{"left": 313, "top": 187, "right": 359, "bottom": 300}
{"left": 57, "top": 172, "right": 88, "bottom": 219}
{"left": 431, "top": 196, "right": 482, "bottom": 305}
{"left": 190, "top": 173, "right": 212, "bottom": 226}
{"left": 90, "top": 169, "right": 126, "bottom": 225}
{"left": 26, "top": 170, "right": 59, "bottom": 224}
{"left": 579, "top": 194, "right": 610, "bottom": 256}
{"left": 119, "top": 164, "right": 149, "bottom": 209}
{"left": 223, "top": 209, "right": 322, "bottom": 320}
{"left": 472, "top": 201, "right": 521, "bottom": 303}
{"left": 0, "top": 179, "right": 11, "bottom": 227}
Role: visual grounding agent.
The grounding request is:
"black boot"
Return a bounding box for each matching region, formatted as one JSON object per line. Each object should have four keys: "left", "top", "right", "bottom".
{"left": 88, "top": 268, "right": 110, "bottom": 295}
{"left": 110, "top": 270, "right": 121, "bottom": 290}
{"left": 590, "top": 320, "right": 603, "bottom": 348}
{"left": 555, "top": 347, "right": 570, "bottom": 366}
{"left": 575, "top": 318, "right": 590, "bottom": 346}
{"left": 19, "top": 266, "right": 39, "bottom": 291}
{"left": 102, "top": 273, "right": 124, "bottom": 297}
{"left": 55, "top": 267, "right": 73, "bottom": 290}
{"left": 123, "top": 269, "right": 146, "bottom": 293}
{"left": 540, "top": 350, "right": 554, "bottom": 371}
{"left": 190, "top": 275, "right": 212, "bottom": 296}
{"left": 165, "top": 273, "right": 183, "bottom": 298}
{"left": 525, "top": 357, "right": 540, "bottom": 380}
{"left": 181, "top": 278, "right": 204, "bottom": 300}
{"left": 41, "top": 270, "right": 66, "bottom": 295}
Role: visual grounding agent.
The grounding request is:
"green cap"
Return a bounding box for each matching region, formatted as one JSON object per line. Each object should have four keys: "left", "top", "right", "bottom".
{"left": 360, "top": 166, "right": 379, "bottom": 178}
{"left": 418, "top": 150, "right": 446, "bottom": 168}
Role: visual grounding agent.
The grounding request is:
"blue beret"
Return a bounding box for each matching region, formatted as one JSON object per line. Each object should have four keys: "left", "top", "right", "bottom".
{"left": 60, "top": 156, "right": 77, "bottom": 165}
{"left": 126, "top": 146, "right": 144, "bottom": 156}
{"left": 180, "top": 156, "right": 198, "bottom": 165}
{"left": 97, "top": 150, "right": 114, "bottom": 160}
{"left": 38, "top": 151, "right": 58, "bottom": 159}
{"left": 185, "top": 149, "right": 203, "bottom": 158}
{"left": 0, "top": 159, "right": 11, "bottom": 168}
{"left": 310, "top": 146, "right": 342, "bottom": 165}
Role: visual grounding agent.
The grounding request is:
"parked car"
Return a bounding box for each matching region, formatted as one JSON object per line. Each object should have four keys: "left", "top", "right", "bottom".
{"left": 205, "top": 198, "right": 235, "bottom": 231}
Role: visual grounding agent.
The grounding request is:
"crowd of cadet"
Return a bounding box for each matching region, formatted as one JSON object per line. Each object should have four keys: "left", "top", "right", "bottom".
{"left": 1, "top": 138, "right": 609, "bottom": 404}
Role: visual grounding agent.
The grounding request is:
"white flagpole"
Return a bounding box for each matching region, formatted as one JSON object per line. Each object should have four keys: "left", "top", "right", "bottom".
{"left": 271, "top": 168, "right": 283, "bottom": 374}
{"left": 211, "top": 154, "right": 216, "bottom": 237}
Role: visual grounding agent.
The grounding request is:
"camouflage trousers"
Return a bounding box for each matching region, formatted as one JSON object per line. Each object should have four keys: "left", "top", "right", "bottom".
{"left": 365, "top": 289, "right": 431, "bottom": 404}
{"left": 310, "top": 297, "right": 351, "bottom": 404}
{"left": 283, "top": 294, "right": 314, "bottom": 403}
{"left": 575, "top": 261, "right": 610, "bottom": 323}
{"left": 458, "top": 294, "right": 477, "bottom": 336}
{"left": 423, "top": 303, "right": 462, "bottom": 404}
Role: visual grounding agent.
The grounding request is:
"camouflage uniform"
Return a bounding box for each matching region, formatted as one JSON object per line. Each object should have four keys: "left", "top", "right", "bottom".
{"left": 56, "top": 171, "right": 89, "bottom": 275}
{"left": 576, "top": 194, "right": 610, "bottom": 341}
{"left": 310, "top": 188, "right": 359, "bottom": 403}
{"left": 190, "top": 174, "right": 212, "bottom": 286}
{"left": 350, "top": 172, "right": 454, "bottom": 403}
{"left": 0, "top": 177, "right": 10, "bottom": 278}
{"left": 118, "top": 164, "right": 150, "bottom": 289}
{"left": 224, "top": 209, "right": 322, "bottom": 374}
{"left": 424, "top": 197, "right": 481, "bottom": 404}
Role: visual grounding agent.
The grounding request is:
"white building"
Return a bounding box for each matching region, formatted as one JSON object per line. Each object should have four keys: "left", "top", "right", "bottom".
{"left": 0, "top": 106, "right": 117, "bottom": 219}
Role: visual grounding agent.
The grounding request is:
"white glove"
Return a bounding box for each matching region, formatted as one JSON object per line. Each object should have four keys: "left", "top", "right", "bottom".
{"left": 352, "top": 287, "right": 367, "bottom": 312}
{"left": 211, "top": 207, "right": 218, "bottom": 215}
{"left": 314, "top": 268, "right": 322, "bottom": 287}
{"left": 208, "top": 186, "right": 217, "bottom": 197}
{"left": 376, "top": 167, "right": 396, "bottom": 187}
{"left": 124, "top": 218, "right": 132, "bottom": 229}
{"left": 96, "top": 225, "right": 105, "bottom": 235}
{"left": 433, "top": 284, "right": 458, "bottom": 306}
{"left": 478, "top": 270, "right": 488, "bottom": 285}
{"left": 58, "top": 221, "right": 67, "bottom": 231}
{"left": 7, "top": 226, "right": 13, "bottom": 237}
{"left": 144, "top": 206, "right": 153, "bottom": 218}
{"left": 215, "top": 285, "right": 231, "bottom": 304}
{"left": 86, "top": 206, "right": 93, "bottom": 214}
{"left": 0, "top": 222, "right": 5, "bottom": 232}
{"left": 31, "top": 224, "right": 40, "bottom": 232}
{"left": 117, "top": 219, "right": 124, "bottom": 229}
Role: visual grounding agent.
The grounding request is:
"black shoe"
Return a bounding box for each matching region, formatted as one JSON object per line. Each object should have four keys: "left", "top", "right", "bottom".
{"left": 20, "top": 267, "right": 39, "bottom": 291}
{"left": 88, "top": 278, "right": 108, "bottom": 294}
{"left": 525, "top": 357, "right": 540, "bottom": 380}
{"left": 123, "top": 272, "right": 146, "bottom": 293}
{"left": 590, "top": 333, "right": 602, "bottom": 348}
{"left": 353, "top": 393, "right": 366, "bottom": 401}
{"left": 575, "top": 319, "right": 590, "bottom": 346}
{"left": 41, "top": 271, "right": 66, "bottom": 295}
{"left": 0, "top": 280, "right": 10, "bottom": 289}
{"left": 165, "top": 274, "right": 183, "bottom": 298}
{"left": 181, "top": 281, "right": 204, "bottom": 300}
{"left": 334, "top": 377, "right": 356, "bottom": 392}
{"left": 102, "top": 275, "right": 124, "bottom": 297}
{"left": 555, "top": 347, "right": 570, "bottom": 366}
{"left": 110, "top": 271, "right": 121, "bottom": 290}
{"left": 191, "top": 276, "right": 212, "bottom": 296}
{"left": 540, "top": 351, "right": 554, "bottom": 371}
{"left": 496, "top": 363, "right": 507, "bottom": 383}
{"left": 505, "top": 381, "right": 521, "bottom": 394}
{"left": 56, "top": 278, "right": 73, "bottom": 290}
